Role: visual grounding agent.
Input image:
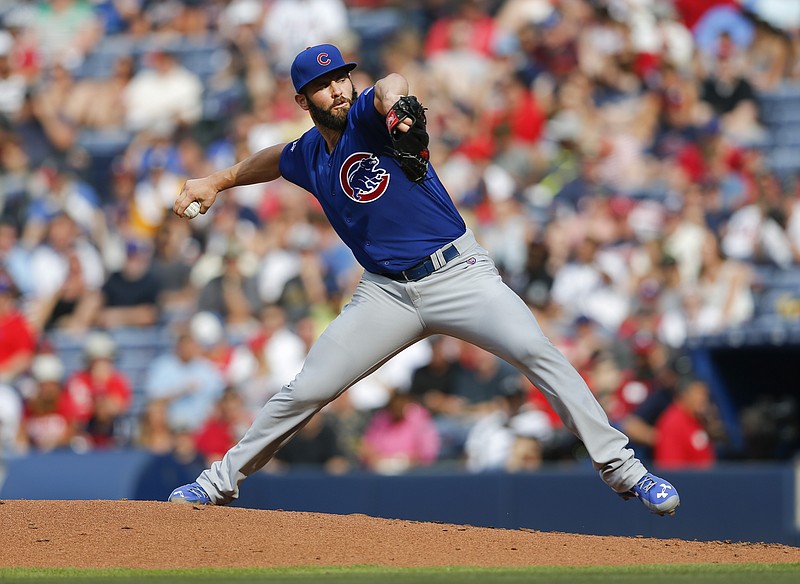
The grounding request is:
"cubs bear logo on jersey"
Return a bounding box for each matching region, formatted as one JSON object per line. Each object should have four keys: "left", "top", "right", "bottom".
{"left": 339, "top": 153, "right": 390, "bottom": 203}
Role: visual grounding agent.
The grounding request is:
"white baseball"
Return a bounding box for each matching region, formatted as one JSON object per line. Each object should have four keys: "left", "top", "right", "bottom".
{"left": 183, "top": 201, "right": 201, "bottom": 219}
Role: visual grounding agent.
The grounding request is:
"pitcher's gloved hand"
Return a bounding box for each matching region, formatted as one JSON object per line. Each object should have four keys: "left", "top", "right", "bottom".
{"left": 385, "top": 95, "right": 430, "bottom": 183}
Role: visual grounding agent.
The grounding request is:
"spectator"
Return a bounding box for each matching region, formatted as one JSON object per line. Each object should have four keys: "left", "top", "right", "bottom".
{"left": 579, "top": 348, "right": 626, "bottom": 422}
{"left": 0, "top": 132, "right": 30, "bottom": 229}
{"left": 9, "top": 88, "right": 62, "bottom": 169}
{"left": 254, "top": 214, "right": 308, "bottom": 307}
{"left": 189, "top": 311, "right": 245, "bottom": 387}
{"left": 452, "top": 344, "right": 520, "bottom": 414}
{"left": 408, "top": 336, "right": 464, "bottom": 415}
{"left": 550, "top": 236, "right": 630, "bottom": 333}
{"left": 786, "top": 187, "right": 800, "bottom": 262}
{"left": 477, "top": 179, "right": 535, "bottom": 284}
{"left": 27, "top": 213, "right": 104, "bottom": 332}
{"left": 654, "top": 378, "right": 722, "bottom": 469}
{"left": 561, "top": 314, "right": 610, "bottom": 376}
{"left": 229, "top": 304, "right": 307, "bottom": 415}
{"left": 653, "top": 254, "right": 687, "bottom": 318}
{"left": 260, "top": 0, "right": 350, "bottom": 72}
{"left": 123, "top": 47, "right": 203, "bottom": 133}
{"left": 359, "top": 388, "right": 440, "bottom": 475}
{"left": 27, "top": 62, "right": 78, "bottom": 152}
{"left": 135, "top": 400, "right": 206, "bottom": 473}
{"left": 494, "top": 0, "right": 556, "bottom": 38}
{"left": 23, "top": 161, "right": 104, "bottom": 246}
{"left": 19, "top": 353, "right": 77, "bottom": 453}
{"left": 662, "top": 198, "right": 711, "bottom": 286}
{"left": 194, "top": 387, "right": 252, "bottom": 466}
{"left": 102, "top": 165, "right": 138, "bottom": 242}
{"left": 143, "top": 332, "right": 225, "bottom": 432}
{"left": 617, "top": 283, "right": 666, "bottom": 362}
{"left": 407, "top": 336, "right": 467, "bottom": 459}
{"left": 0, "top": 219, "right": 32, "bottom": 298}
{"left": 0, "top": 30, "right": 26, "bottom": 121}
{"left": 696, "top": 232, "right": 754, "bottom": 332}
{"left": 96, "top": 239, "right": 162, "bottom": 329}
{"left": 346, "top": 339, "right": 434, "bottom": 418}
{"left": 0, "top": 275, "right": 37, "bottom": 384}
{"left": 524, "top": 9, "right": 580, "bottom": 81}
{"left": 721, "top": 172, "right": 794, "bottom": 269}
{"left": 464, "top": 375, "right": 552, "bottom": 473}
{"left": 743, "top": 13, "right": 792, "bottom": 92}
{"left": 36, "top": 247, "right": 103, "bottom": 334}
{"left": 272, "top": 409, "right": 350, "bottom": 474}
{"left": 150, "top": 216, "right": 199, "bottom": 323}
{"left": 489, "top": 69, "right": 547, "bottom": 148}
{"left": 62, "top": 54, "right": 134, "bottom": 131}
{"left": 619, "top": 352, "right": 693, "bottom": 463}
{"left": 377, "top": 31, "right": 429, "bottom": 108}
{"left": 63, "top": 331, "right": 132, "bottom": 448}
{"left": 424, "top": 0, "right": 497, "bottom": 59}
{"left": 426, "top": 12, "right": 494, "bottom": 111}
{"left": 27, "top": 0, "right": 103, "bottom": 70}
{"left": 197, "top": 244, "right": 263, "bottom": 331}
{"left": 218, "top": 0, "right": 271, "bottom": 104}
{"left": 700, "top": 50, "right": 763, "bottom": 142}
{"left": 129, "top": 149, "right": 185, "bottom": 238}
{"left": 134, "top": 399, "right": 175, "bottom": 455}
{"left": 0, "top": 381, "right": 23, "bottom": 456}
{"left": 277, "top": 225, "right": 332, "bottom": 323}
{"left": 672, "top": 0, "right": 735, "bottom": 31}
{"left": 410, "top": 339, "right": 517, "bottom": 460}
{"left": 515, "top": 238, "right": 554, "bottom": 310}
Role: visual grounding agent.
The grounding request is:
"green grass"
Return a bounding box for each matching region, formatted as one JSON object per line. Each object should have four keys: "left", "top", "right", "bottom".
{"left": 0, "top": 564, "right": 798, "bottom": 584}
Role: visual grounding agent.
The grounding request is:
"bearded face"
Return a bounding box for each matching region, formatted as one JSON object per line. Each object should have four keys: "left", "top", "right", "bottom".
{"left": 306, "top": 85, "right": 359, "bottom": 132}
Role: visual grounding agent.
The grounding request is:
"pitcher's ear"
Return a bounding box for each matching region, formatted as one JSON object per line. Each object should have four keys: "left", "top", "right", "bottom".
{"left": 295, "top": 93, "right": 309, "bottom": 111}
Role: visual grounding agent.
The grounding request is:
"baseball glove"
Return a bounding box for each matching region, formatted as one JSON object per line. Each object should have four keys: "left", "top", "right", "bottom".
{"left": 385, "top": 95, "right": 430, "bottom": 183}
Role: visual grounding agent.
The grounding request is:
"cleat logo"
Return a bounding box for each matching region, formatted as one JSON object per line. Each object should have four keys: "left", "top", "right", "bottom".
{"left": 656, "top": 484, "right": 672, "bottom": 499}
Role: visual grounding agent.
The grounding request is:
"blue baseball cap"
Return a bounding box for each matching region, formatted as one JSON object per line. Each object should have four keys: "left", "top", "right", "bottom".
{"left": 290, "top": 44, "right": 357, "bottom": 93}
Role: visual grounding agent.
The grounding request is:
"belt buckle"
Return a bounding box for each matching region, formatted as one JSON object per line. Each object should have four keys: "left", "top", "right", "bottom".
{"left": 394, "top": 248, "right": 454, "bottom": 282}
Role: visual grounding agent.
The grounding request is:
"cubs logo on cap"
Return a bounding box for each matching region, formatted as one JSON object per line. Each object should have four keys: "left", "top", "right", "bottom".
{"left": 290, "top": 44, "right": 357, "bottom": 93}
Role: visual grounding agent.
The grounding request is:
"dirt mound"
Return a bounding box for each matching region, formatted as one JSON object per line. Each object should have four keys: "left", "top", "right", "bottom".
{"left": 1, "top": 500, "right": 798, "bottom": 568}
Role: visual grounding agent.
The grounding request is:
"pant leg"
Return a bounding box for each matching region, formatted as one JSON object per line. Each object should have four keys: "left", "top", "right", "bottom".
{"left": 418, "top": 247, "right": 646, "bottom": 492}
{"left": 198, "top": 276, "right": 425, "bottom": 504}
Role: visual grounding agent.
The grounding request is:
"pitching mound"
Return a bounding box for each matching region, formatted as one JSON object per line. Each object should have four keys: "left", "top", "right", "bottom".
{"left": 1, "top": 500, "right": 798, "bottom": 568}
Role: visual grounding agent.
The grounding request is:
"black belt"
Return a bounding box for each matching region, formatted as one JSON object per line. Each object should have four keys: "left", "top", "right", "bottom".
{"left": 383, "top": 244, "right": 460, "bottom": 282}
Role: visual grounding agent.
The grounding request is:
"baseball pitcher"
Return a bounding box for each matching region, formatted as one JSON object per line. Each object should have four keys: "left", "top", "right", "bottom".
{"left": 169, "top": 44, "right": 680, "bottom": 516}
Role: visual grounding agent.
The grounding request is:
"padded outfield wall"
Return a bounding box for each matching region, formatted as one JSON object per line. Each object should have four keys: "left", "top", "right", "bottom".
{"left": 1, "top": 451, "right": 798, "bottom": 546}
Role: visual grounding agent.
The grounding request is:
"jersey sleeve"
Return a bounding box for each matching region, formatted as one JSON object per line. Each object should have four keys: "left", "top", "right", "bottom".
{"left": 278, "top": 136, "right": 313, "bottom": 192}
{"left": 348, "top": 86, "right": 391, "bottom": 144}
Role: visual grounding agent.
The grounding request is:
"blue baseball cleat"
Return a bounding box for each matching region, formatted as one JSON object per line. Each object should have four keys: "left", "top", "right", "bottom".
{"left": 620, "top": 473, "right": 680, "bottom": 516}
{"left": 168, "top": 482, "right": 212, "bottom": 505}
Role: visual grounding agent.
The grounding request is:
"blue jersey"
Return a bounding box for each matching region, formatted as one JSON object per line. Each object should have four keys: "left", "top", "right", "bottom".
{"left": 278, "top": 87, "right": 466, "bottom": 274}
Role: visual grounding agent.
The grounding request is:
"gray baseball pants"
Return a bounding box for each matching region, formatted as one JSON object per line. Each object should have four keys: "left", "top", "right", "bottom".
{"left": 197, "top": 230, "right": 646, "bottom": 504}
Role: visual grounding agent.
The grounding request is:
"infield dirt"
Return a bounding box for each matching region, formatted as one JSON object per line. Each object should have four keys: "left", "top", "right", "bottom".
{"left": 0, "top": 500, "right": 798, "bottom": 568}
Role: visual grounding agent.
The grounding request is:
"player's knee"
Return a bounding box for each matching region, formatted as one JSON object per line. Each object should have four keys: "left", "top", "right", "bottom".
{"left": 509, "top": 333, "right": 554, "bottom": 365}
{"left": 283, "top": 375, "right": 341, "bottom": 406}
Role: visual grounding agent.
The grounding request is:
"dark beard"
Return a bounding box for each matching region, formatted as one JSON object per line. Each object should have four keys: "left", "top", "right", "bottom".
{"left": 307, "top": 87, "right": 358, "bottom": 132}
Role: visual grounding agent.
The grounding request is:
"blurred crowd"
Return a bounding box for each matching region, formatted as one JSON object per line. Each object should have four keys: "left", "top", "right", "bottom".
{"left": 1, "top": 0, "right": 800, "bottom": 476}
